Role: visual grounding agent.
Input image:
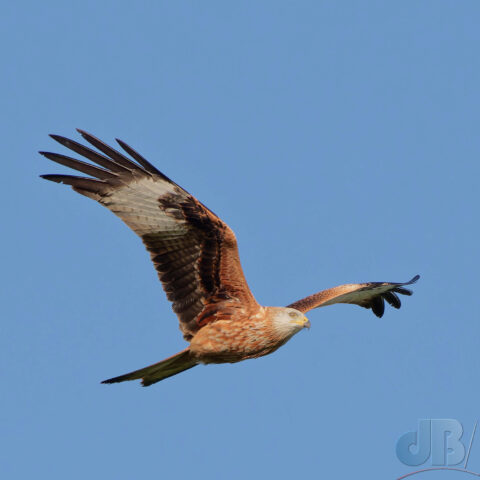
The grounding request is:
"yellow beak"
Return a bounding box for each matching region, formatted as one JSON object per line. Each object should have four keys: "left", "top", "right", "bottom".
{"left": 295, "top": 316, "right": 311, "bottom": 329}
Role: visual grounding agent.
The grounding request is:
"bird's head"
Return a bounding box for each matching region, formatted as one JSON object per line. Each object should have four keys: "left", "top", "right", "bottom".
{"left": 271, "top": 307, "right": 311, "bottom": 339}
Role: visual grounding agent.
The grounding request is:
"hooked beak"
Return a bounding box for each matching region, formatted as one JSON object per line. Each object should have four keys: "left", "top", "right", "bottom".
{"left": 293, "top": 315, "right": 311, "bottom": 329}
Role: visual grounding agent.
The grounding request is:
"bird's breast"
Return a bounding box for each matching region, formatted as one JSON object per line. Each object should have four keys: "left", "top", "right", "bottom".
{"left": 189, "top": 313, "right": 284, "bottom": 364}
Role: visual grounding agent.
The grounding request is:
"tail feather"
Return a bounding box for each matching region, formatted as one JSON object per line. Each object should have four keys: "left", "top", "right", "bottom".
{"left": 101, "top": 348, "right": 197, "bottom": 386}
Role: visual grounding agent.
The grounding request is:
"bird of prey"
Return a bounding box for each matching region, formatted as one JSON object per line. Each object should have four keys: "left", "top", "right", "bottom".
{"left": 40, "top": 130, "right": 419, "bottom": 386}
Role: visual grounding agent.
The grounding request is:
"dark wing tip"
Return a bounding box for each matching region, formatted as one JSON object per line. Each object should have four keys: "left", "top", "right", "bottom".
{"left": 102, "top": 375, "right": 150, "bottom": 387}
{"left": 387, "top": 274, "right": 420, "bottom": 298}
{"left": 373, "top": 274, "right": 420, "bottom": 316}
{"left": 393, "top": 287, "right": 413, "bottom": 296}
{"left": 405, "top": 274, "right": 420, "bottom": 285}
{"left": 75, "top": 128, "right": 105, "bottom": 147}
{"left": 76, "top": 128, "right": 89, "bottom": 137}
{"left": 383, "top": 291, "right": 401, "bottom": 309}
{"left": 40, "top": 174, "right": 62, "bottom": 183}
{"left": 115, "top": 137, "right": 166, "bottom": 177}
{"left": 48, "top": 133, "right": 77, "bottom": 149}
{"left": 101, "top": 375, "right": 125, "bottom": 385}
{"left": 49, "top": 133, "right": 63, "bottom": 141}
{"left": 371, "top": 296, "right": 385, "bottom": 318}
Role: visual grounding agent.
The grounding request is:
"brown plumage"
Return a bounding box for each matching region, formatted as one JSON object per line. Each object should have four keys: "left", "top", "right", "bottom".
{"left": 287, "top": 276, "right": 420, "bottom": 318}
{"left": 40, "top": 130, "right": 420, "bottom": 386}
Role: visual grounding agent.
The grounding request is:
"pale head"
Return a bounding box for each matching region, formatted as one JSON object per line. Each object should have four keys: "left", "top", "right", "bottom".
{"left": 271, "top": 307, "right": 311, "bottom": 339}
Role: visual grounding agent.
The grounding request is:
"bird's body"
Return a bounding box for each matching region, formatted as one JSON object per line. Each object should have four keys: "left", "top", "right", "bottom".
{"left": 41, "top": 130, "right": 419, "bottom": 386}
{"left": 190, "top": 307, "right": 308, "bottom": 364}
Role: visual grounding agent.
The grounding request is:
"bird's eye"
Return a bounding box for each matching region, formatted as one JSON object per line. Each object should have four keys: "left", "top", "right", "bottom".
{"left": 288, "top": 311, "right": 298, "bottom": 318}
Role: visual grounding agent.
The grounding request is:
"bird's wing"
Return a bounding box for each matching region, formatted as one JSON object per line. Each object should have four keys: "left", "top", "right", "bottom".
{"left": 287, "top": 275, "right": 419, "bottom": 318}
{"left": 40, "top": 130, "right": 259, "bottom": 340}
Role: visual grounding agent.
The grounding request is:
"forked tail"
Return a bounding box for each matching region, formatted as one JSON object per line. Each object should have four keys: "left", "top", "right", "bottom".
{"left": 101, "top": 348, "right": 197, "bottom": 386}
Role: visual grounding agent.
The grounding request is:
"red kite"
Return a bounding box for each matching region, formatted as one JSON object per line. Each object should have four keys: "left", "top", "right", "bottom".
{"left": 41, "top": 130, "right": 419, "bottom": 386}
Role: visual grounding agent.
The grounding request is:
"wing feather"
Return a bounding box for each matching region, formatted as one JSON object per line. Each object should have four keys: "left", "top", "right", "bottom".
{"left": 49, "top": 135, "right": 132, "bottom": 174}
{"left": 41, "top": 130, "right": 258, "bottom": 339}
{"left": 287, "top": 275, "right": 419, "bottom": 318}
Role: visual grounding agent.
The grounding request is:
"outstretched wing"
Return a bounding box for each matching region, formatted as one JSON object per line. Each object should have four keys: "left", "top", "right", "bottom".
{"left": 287, "top": 275, "right": 419, "bottom": 318}
{"left": 40, "top": 130, "right": 258, "bottom": 340}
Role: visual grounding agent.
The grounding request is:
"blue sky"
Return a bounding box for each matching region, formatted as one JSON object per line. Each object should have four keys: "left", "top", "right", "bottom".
{"left": 2, "top": 1, "right": 479, "bottom": 479}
